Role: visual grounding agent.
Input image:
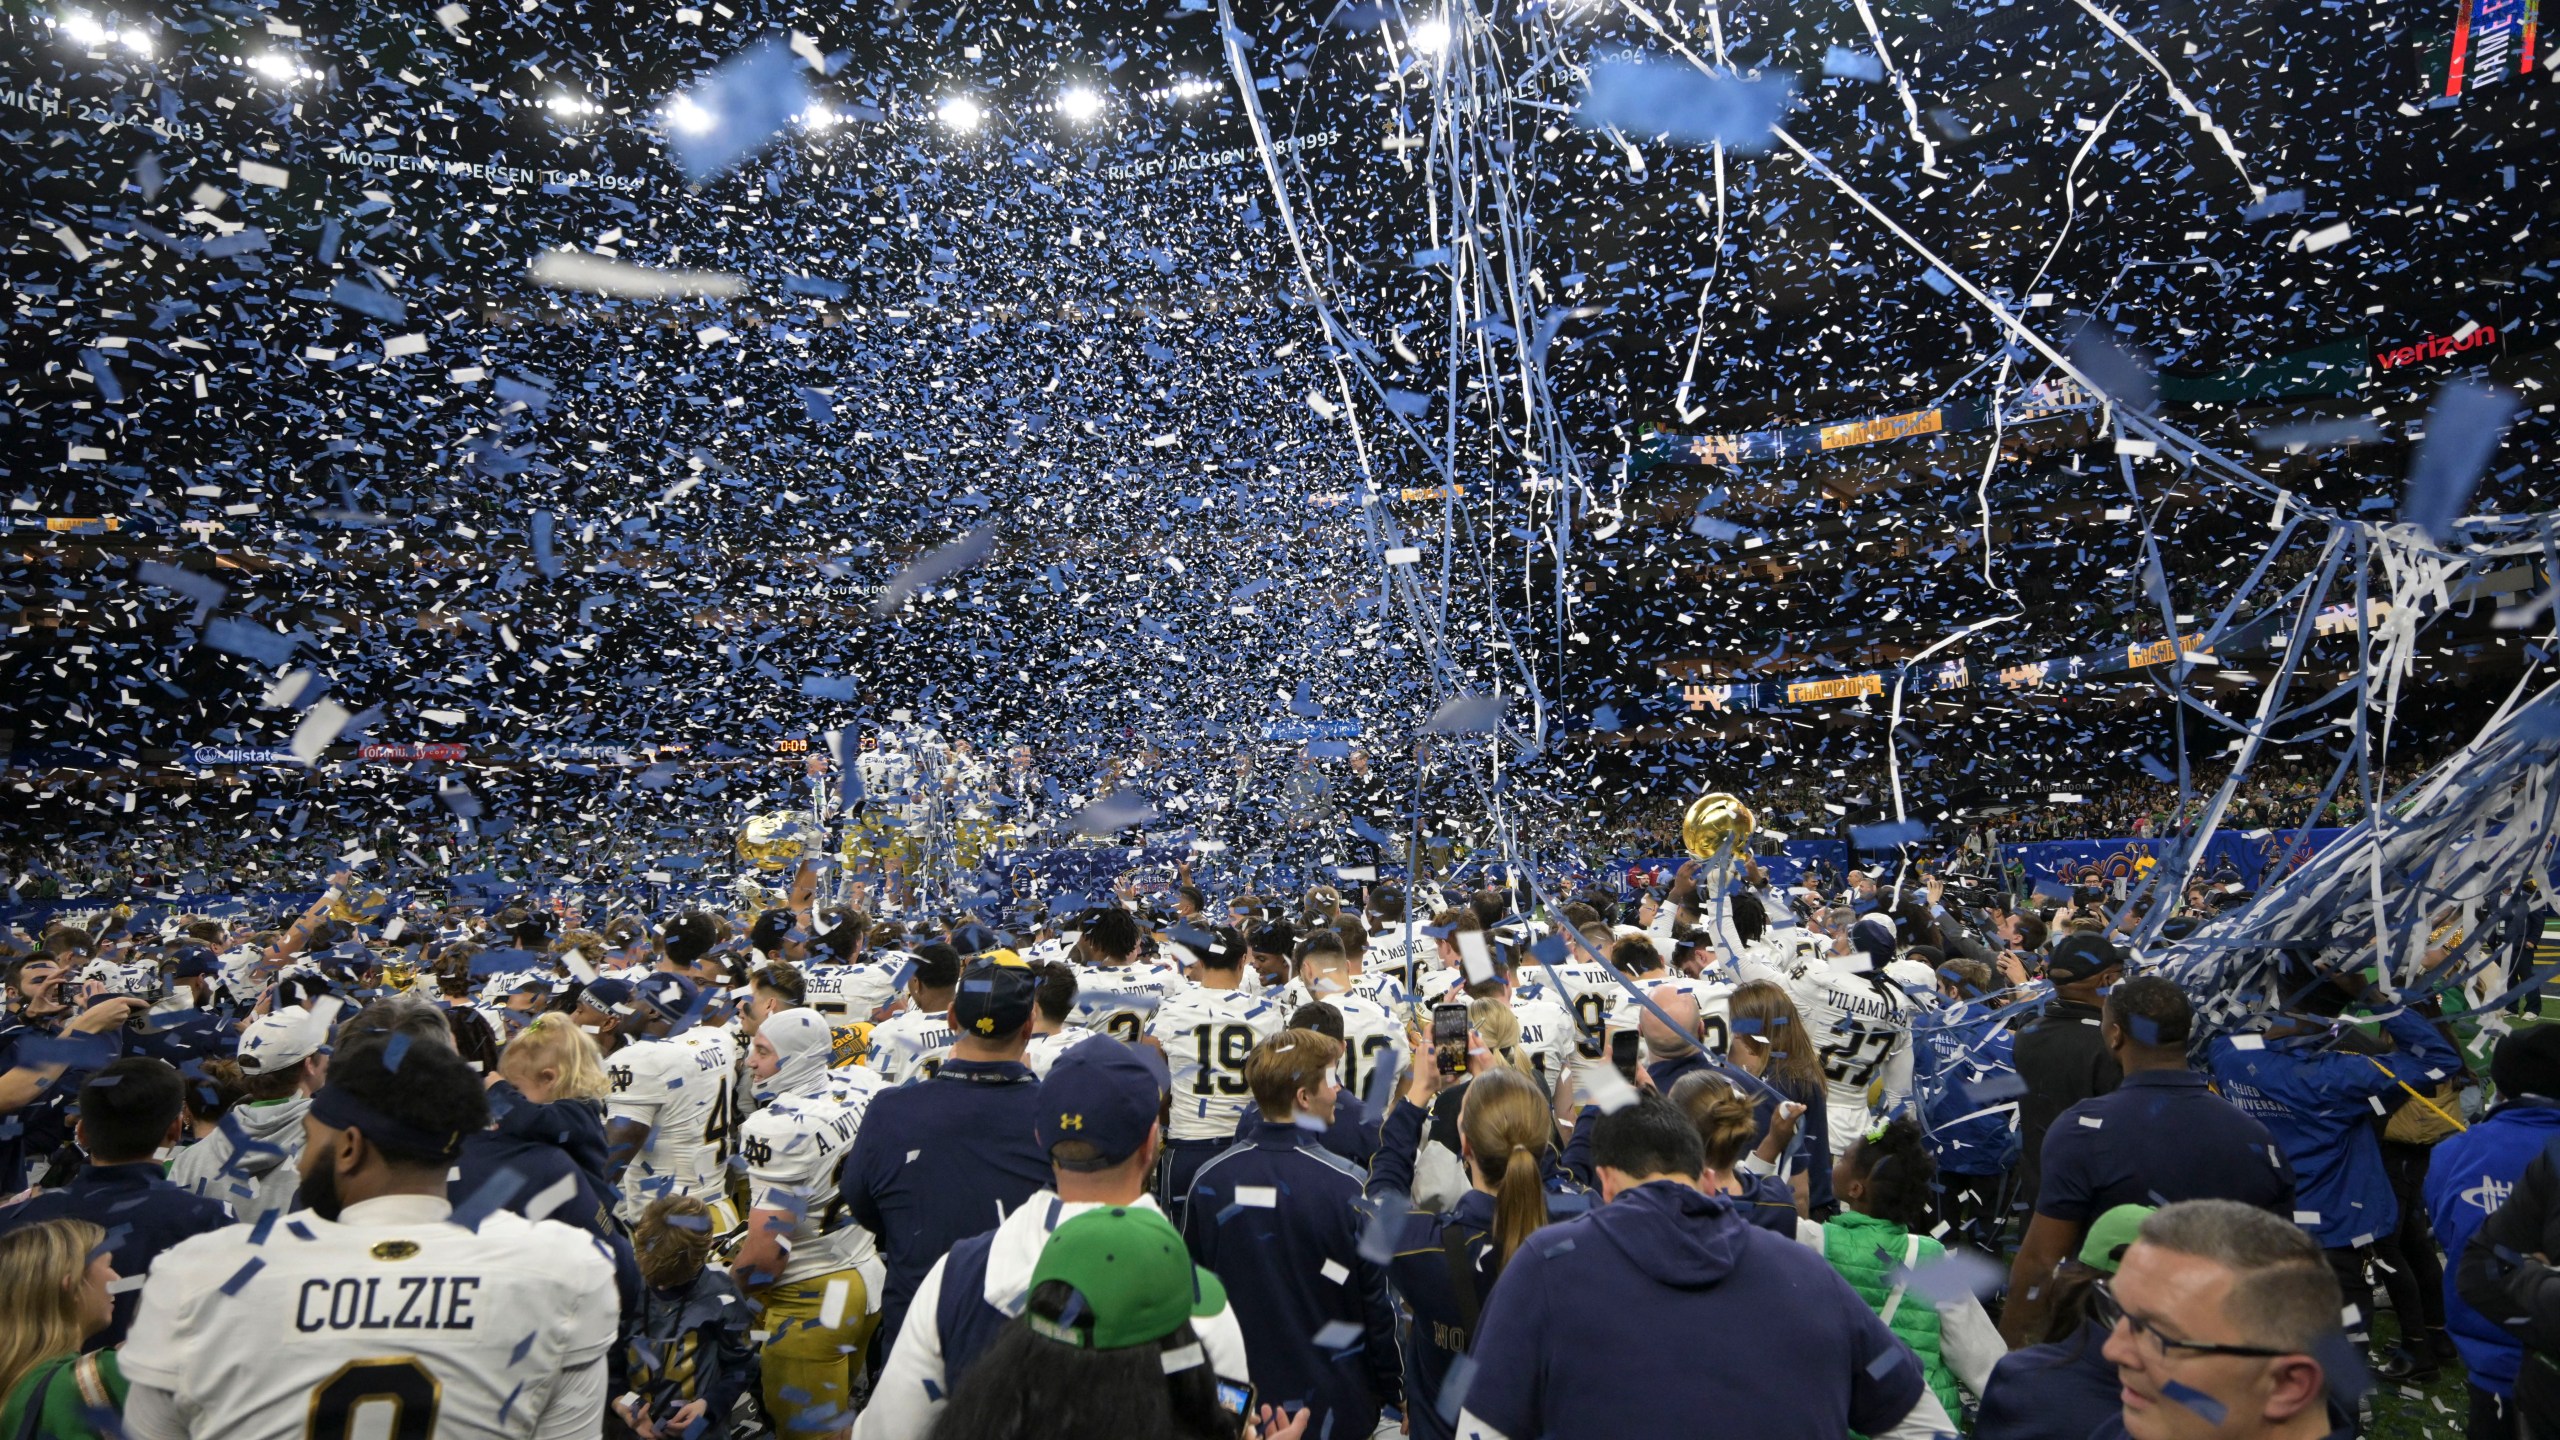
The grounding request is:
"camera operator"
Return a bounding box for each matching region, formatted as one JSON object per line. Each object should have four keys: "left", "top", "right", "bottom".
{"left": 0, "top": 958, "right": 150, "bottom": 1193}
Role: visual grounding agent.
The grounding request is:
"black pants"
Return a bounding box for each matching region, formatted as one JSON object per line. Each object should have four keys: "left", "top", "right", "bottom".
{"left": 2472, "top": 1383, "right": 2517, "bottom": 1440}
{"left": 2383, "top": 1139, "right": 2449, "bottom": 1333}
{"left": 2327, "top": 1240, "right": 2427, "bottom": 1347}
{"left": 1936, "top": 1170, "right": 2009, "bottom": 1259}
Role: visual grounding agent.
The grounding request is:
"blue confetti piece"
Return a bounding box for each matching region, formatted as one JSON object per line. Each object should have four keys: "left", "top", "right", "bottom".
{"left": 2160, "top": 1380, "right": 2227, "bottom": 1425}
{"left": 219, "top": 1257, "right": 265, "bottom": 1295}
{"left": 1576, "top": 55, "right": 1795, "bottom": 152}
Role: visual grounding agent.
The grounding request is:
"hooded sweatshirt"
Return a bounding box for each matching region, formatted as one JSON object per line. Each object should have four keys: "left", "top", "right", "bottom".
{"left": 167, "top": 1095, "right": 309, "bottom": 1221}
{"left": 1456, "top": 1181, "right": 1953, "bottom": 1440}
{"left": 850, "top": 1190, "right": 1250, "bottom": 1440}
{"left": 451, "top": 1085, "right": 621, "bottom": 1240}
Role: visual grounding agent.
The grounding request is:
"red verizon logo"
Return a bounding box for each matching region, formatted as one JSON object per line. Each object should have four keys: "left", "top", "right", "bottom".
{"left": 2375, "top": 325, "right": 2498, "bottom": 370}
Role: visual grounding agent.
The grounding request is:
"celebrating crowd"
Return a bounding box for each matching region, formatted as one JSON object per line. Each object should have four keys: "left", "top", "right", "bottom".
{"left": 0, "top": 845, "right": 2542, "bottom": 1440}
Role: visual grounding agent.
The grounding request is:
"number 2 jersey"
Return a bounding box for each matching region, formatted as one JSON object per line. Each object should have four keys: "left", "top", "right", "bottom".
{"left": 740, "top": 1086, "right": 883, "bottom": 1290}
{"left": 1149, "top": 986, "right": 1286, "bottom": 1141}
{"left": 122, "top": 1198, "right": 620, "bottom": 1440}
{"left": 605, "top": 1028, "right": 739, "bottom": 1222}
{"left": 1787, "top": 957, "right": 1916, "bottom": 1151}
{"left": 1071, "top": 960, "right": 1190, "bottom": 1045}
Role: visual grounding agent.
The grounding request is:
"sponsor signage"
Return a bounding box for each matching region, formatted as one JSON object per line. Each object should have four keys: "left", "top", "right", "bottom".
{"left": 2374, "top": 323, "right": 2501, "bottom": 372}
{"left": 187, "top": 745, "right": 301, "bottom": 767}
{"left": 360, "top": 742, "right": 469, "bottom": 762}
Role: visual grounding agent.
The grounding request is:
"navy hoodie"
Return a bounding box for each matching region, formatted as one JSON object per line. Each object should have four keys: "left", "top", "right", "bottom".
{"left": 1974, "top": 1317, "right": 2119, "bottom": 1440}
{"left": 451, "top": 1085, "right": 622, "bottom": 1241}
{"left": 1459, "top": 1181, "right": 1929, "bottom": 1440}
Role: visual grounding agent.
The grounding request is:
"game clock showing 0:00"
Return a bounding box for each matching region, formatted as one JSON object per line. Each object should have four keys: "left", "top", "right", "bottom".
{"left": 773, "top": 738, "right": 812, "bottom": 755}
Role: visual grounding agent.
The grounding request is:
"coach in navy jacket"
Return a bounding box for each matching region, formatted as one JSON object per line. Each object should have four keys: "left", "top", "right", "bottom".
{"left": 1186, "top": 1028, "right": 1401, "bottom": 1438}
{"left": 0, "top": 1058, "right": 232, "bottom": 1348}
{"left": 839, "top": 960, "right": 1050, "bottom": 1360}
{"left": 1455, "top": 1093, "right": 1953, "bottom": 1440}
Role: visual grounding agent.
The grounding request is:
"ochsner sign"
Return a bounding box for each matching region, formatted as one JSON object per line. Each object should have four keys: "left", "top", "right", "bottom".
{"left": 2375, "top": 323, "right": 2500, "bottom": 371}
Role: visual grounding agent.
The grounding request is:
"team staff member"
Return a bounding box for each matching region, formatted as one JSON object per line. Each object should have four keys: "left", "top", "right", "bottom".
{"left": 0, "top": 1058, "right": 231, "bottom": 1348}
{"left": 1186, "top": 1029, "right": 1401, "bottom": 1440}
{"left": 2003, "top": 979, "right": 2295, "bottom": 1347}
{"left": 2101, "top": 1200, "right": 2349, "bottom": 1440}
{"left": 735, "top": 1007, "right": 883, "bottom": 1434}
{"left": 117, "top": 1031, "right": 620, "bottom": 1439}
{"left": 855, "top": 1039, "right": 1250, "bottom": 1440}
{"left": 2428, "top": 1026, "right": 2560, "bottom": 1439}
{"left": 2013, "top": 934, "right": 2125, "bottom": 1204}
{"left": 839, "top": 955, "right": 1048, "bottom": 1366}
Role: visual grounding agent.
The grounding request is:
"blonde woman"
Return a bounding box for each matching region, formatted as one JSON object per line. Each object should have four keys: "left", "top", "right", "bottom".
{"left": 449, "top": 1012, "right": 623, "bottom": 1240}
{"left": 0, "top": 1219, "right": 122, "bottom": 1438}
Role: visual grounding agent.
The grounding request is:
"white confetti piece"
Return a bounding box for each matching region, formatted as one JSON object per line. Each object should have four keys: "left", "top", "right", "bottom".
{"left": 239, "top": 159, "right": 291, "bottom": 188}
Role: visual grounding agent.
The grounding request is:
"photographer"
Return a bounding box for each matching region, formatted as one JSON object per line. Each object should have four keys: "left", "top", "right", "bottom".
{"left": 0, "top": 958, "right": 150, "bottom": 1193}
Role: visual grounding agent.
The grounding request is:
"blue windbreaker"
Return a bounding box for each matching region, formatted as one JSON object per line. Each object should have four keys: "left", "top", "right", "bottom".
{"left": 2425, "top": 1099, "right": 2560, "bottom": 1394}
{"left": 1911, "top": 997, "right": 2024, "bottom": 1176}
{"left": 2204, "top": 1008, "right": 2461, "bottom": 1248}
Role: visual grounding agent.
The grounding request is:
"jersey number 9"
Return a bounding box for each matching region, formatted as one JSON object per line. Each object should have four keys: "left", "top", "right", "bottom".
{"left": 307, "top": 1358, "right": 440, "bottom": 1440}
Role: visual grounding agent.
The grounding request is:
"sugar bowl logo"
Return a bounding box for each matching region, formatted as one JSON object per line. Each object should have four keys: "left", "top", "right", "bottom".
{"left": 2054, "top": 841, "right": 2158, "bottom": 886}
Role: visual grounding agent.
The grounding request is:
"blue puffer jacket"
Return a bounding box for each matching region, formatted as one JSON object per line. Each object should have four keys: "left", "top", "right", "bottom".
{"left": 1912, "top": 997, "right": 2024, "bottom": 1176}
{"left": 2426, "top": 1100, "right": 2560, "bottom": 1394}
{"left": 2205, "top": 1008, "right": 2462, "bottom": 1248}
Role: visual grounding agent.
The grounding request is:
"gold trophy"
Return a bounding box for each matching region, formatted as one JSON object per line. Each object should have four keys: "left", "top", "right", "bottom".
{"left": 1681, "top": 792, "right": 1757, "bottom": 860}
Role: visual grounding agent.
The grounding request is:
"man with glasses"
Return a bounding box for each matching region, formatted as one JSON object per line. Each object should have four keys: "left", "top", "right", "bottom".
{"left": 2098, "top": 1199, "right": 2350, "bottom": 1440}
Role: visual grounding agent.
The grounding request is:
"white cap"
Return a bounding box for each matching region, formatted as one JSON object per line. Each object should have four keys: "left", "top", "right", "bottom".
{"left": 237, "top": 1004, "right": 328, "bottom": 1074}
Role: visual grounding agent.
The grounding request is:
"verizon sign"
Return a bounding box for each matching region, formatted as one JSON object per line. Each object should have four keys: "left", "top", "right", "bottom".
{"left": 2374, "top": 324, "right": 2500, "bottom": 372}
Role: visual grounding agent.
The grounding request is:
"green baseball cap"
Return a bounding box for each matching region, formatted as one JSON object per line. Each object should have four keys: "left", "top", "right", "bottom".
{"left": 2079, "top": 1203, "right": 2155, "bottom": 1274}
{"left": 1025, "top": 1206, "right": 1227, "bottom": 1352}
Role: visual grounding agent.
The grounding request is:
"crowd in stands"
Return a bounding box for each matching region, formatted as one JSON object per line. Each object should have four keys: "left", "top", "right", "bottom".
{"left": 0, "top": 841, "right": 2541, "bottom": 1440}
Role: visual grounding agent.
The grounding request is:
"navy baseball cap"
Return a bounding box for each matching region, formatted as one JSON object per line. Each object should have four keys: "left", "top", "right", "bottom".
{"left": 2046, "top": 934, "right": 2126, "bottom": 984}
{"left": 171, "top": 946, "right": 221, "bottom": 980}
{"left": 577, "top": 977, "right": 636, "bottom": 1013}
{"left": 1036, "top": 1039, "right": 1169, "bottom": 1166}
{"left": 634, "top": 972, "right": 702, "bottom": 1025}
{"left": 952, "top": 953, "right": 1038, "bottom": 1040}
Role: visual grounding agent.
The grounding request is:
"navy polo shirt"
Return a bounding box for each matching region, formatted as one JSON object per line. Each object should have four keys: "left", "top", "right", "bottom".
{"left": 2034, "top": 1068, "right": 2296, "bottom": 1223}
{"left": 0, "top": 1160, "right": 233, "bottom": 1347}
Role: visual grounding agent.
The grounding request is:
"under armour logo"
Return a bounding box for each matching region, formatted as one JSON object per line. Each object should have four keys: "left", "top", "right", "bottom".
{"left": 1058, "top": 1113, "right": 1083, "bottom": 1130}
{"left": 2463, "top": 1175, "right": 2515, "bottom": 1214}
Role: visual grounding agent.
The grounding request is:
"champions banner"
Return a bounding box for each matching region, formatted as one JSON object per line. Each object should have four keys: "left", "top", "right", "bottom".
{"left": 1675, "top": 600, "right": 2394, "bottom": 714}
{"left": 1634, "top": 376, "right": 2098, "bottom": 471}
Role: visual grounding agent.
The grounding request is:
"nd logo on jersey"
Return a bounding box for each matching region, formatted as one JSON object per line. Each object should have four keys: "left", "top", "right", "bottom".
{"left": 744, "top": 1135, "right": 774, "bottom": 1166}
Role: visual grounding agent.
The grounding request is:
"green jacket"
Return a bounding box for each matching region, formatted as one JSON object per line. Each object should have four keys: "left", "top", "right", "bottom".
{"left": 0, "top": 1351, "right": 125, "bottom": 1440}
{"left": 1821, "top": 1211, "right": 1965, "bottom": 1423}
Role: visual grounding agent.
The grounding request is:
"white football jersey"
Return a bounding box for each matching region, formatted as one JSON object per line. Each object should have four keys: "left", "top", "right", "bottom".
{"left": 1027, "top": 1026, "right": 1101, "bottom": 1078}
{"left": 1150, "top": 987, "right": 1286, "bottom": 1140}
{"left": 1507, "top": 992, "right": 1579, "bottom": 1085}
{"left": 1788, "top": 960, "right": 1916, "bottom": 1150}
{"left": 741, "top": 1089, "right": 881, "bottom": 1288}
{"left": 827, "top": 962, "right": 906, "bottom": 1021}
{"left": 866, "top": 1009, "right": 956, "bottom": 1086}
{"left": 826, "top": 1063, "right": 890, "bottom": 1107}
{"left": 1331, "top": 992, "right": 1412, "bottom": 1103}
{"left": 606, "top": 1029, "right": 739, "bottom": 1220}
{"left": 122, "top": 1199, "right": 618, "bottom": 1440}
{"left": 1071, "top": 961, "right": 1189, "bottom": 1044}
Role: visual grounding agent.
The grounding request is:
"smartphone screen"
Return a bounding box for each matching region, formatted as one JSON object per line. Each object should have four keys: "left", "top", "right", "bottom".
{"left": 1610, "top": 1029, "right": 1640, "bottom": 1081}
{"left": 1431, "top": 1002, "right": 1470, "bottom": 1073}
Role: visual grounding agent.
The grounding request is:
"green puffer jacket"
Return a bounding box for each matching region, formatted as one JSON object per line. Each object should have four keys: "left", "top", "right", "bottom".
{"left": 1821, "top": 1209, "right": 1966, "bottom": 1424}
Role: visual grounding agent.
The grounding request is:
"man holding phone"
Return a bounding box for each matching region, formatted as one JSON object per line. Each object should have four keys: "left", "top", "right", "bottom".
{"left": 0, "top": 957, "right": 150, "bottom": 1192}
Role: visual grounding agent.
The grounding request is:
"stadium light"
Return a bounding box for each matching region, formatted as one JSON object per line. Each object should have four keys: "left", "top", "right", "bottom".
{"left": 1409, "top": 17, "right": 1451, "bottom": 54}
{"left": 59, "top": 12, "right": 109, "bottom": 45}
{"left": 1055, "top": 85, "right": 1104, "bottom": 123}
{"left": 546, "top": 93, "right": 600, "bottom": 117}
{"left": 249, "top": 51, "right": 308, "bottom": 82}
{"left": 937, "top": 95, "right": 984, "bottom": 131}
{"left": 664, "top": 95, "right": 715, "bottom": 133}
{"left": 117, "top": 28, "right": 150, "bottom": 53}
{"left": 799, "top": 102, "right": 837, "bottom": 129}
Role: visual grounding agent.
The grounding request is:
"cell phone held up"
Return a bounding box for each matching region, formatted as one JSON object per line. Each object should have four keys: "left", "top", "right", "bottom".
{"left": 1431, "top": 1002, "right": 1471, "bottom": 1078}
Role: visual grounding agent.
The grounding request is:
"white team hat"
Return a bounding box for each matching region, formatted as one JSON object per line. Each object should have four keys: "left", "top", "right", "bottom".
{"left": 237, "top": 1004, "right": 329, "bottom": 1074}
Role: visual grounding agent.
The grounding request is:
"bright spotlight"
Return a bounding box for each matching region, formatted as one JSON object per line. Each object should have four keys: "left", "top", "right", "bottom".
{"left": 664, "top": 95, "right": 715, "bottom": 133}
{"left": 1409, "top": 17, "right": 1451, "bottom": 54}
{"left": 936, "top": 95, "right": 984, "bottom": 131}
{"left": 249, "top": 51, "right": 304, "bottom": 81}
{"left": 546, "top": 93, "right": 599, "bottom": 117}
{"left": 1172, "top": 78, "right": 1219, "bottom": 99}
{"left": 799, "top": 102, "right": 837, "bottom": 129}
{"left": 1055, "top": 85, "right": 1104, "bottom": 123}
{"left": 60, "top": 12, "right": 109, "bottom": 45}
{"left": 116, "top": 28, "right": 151, "bottom": 53}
